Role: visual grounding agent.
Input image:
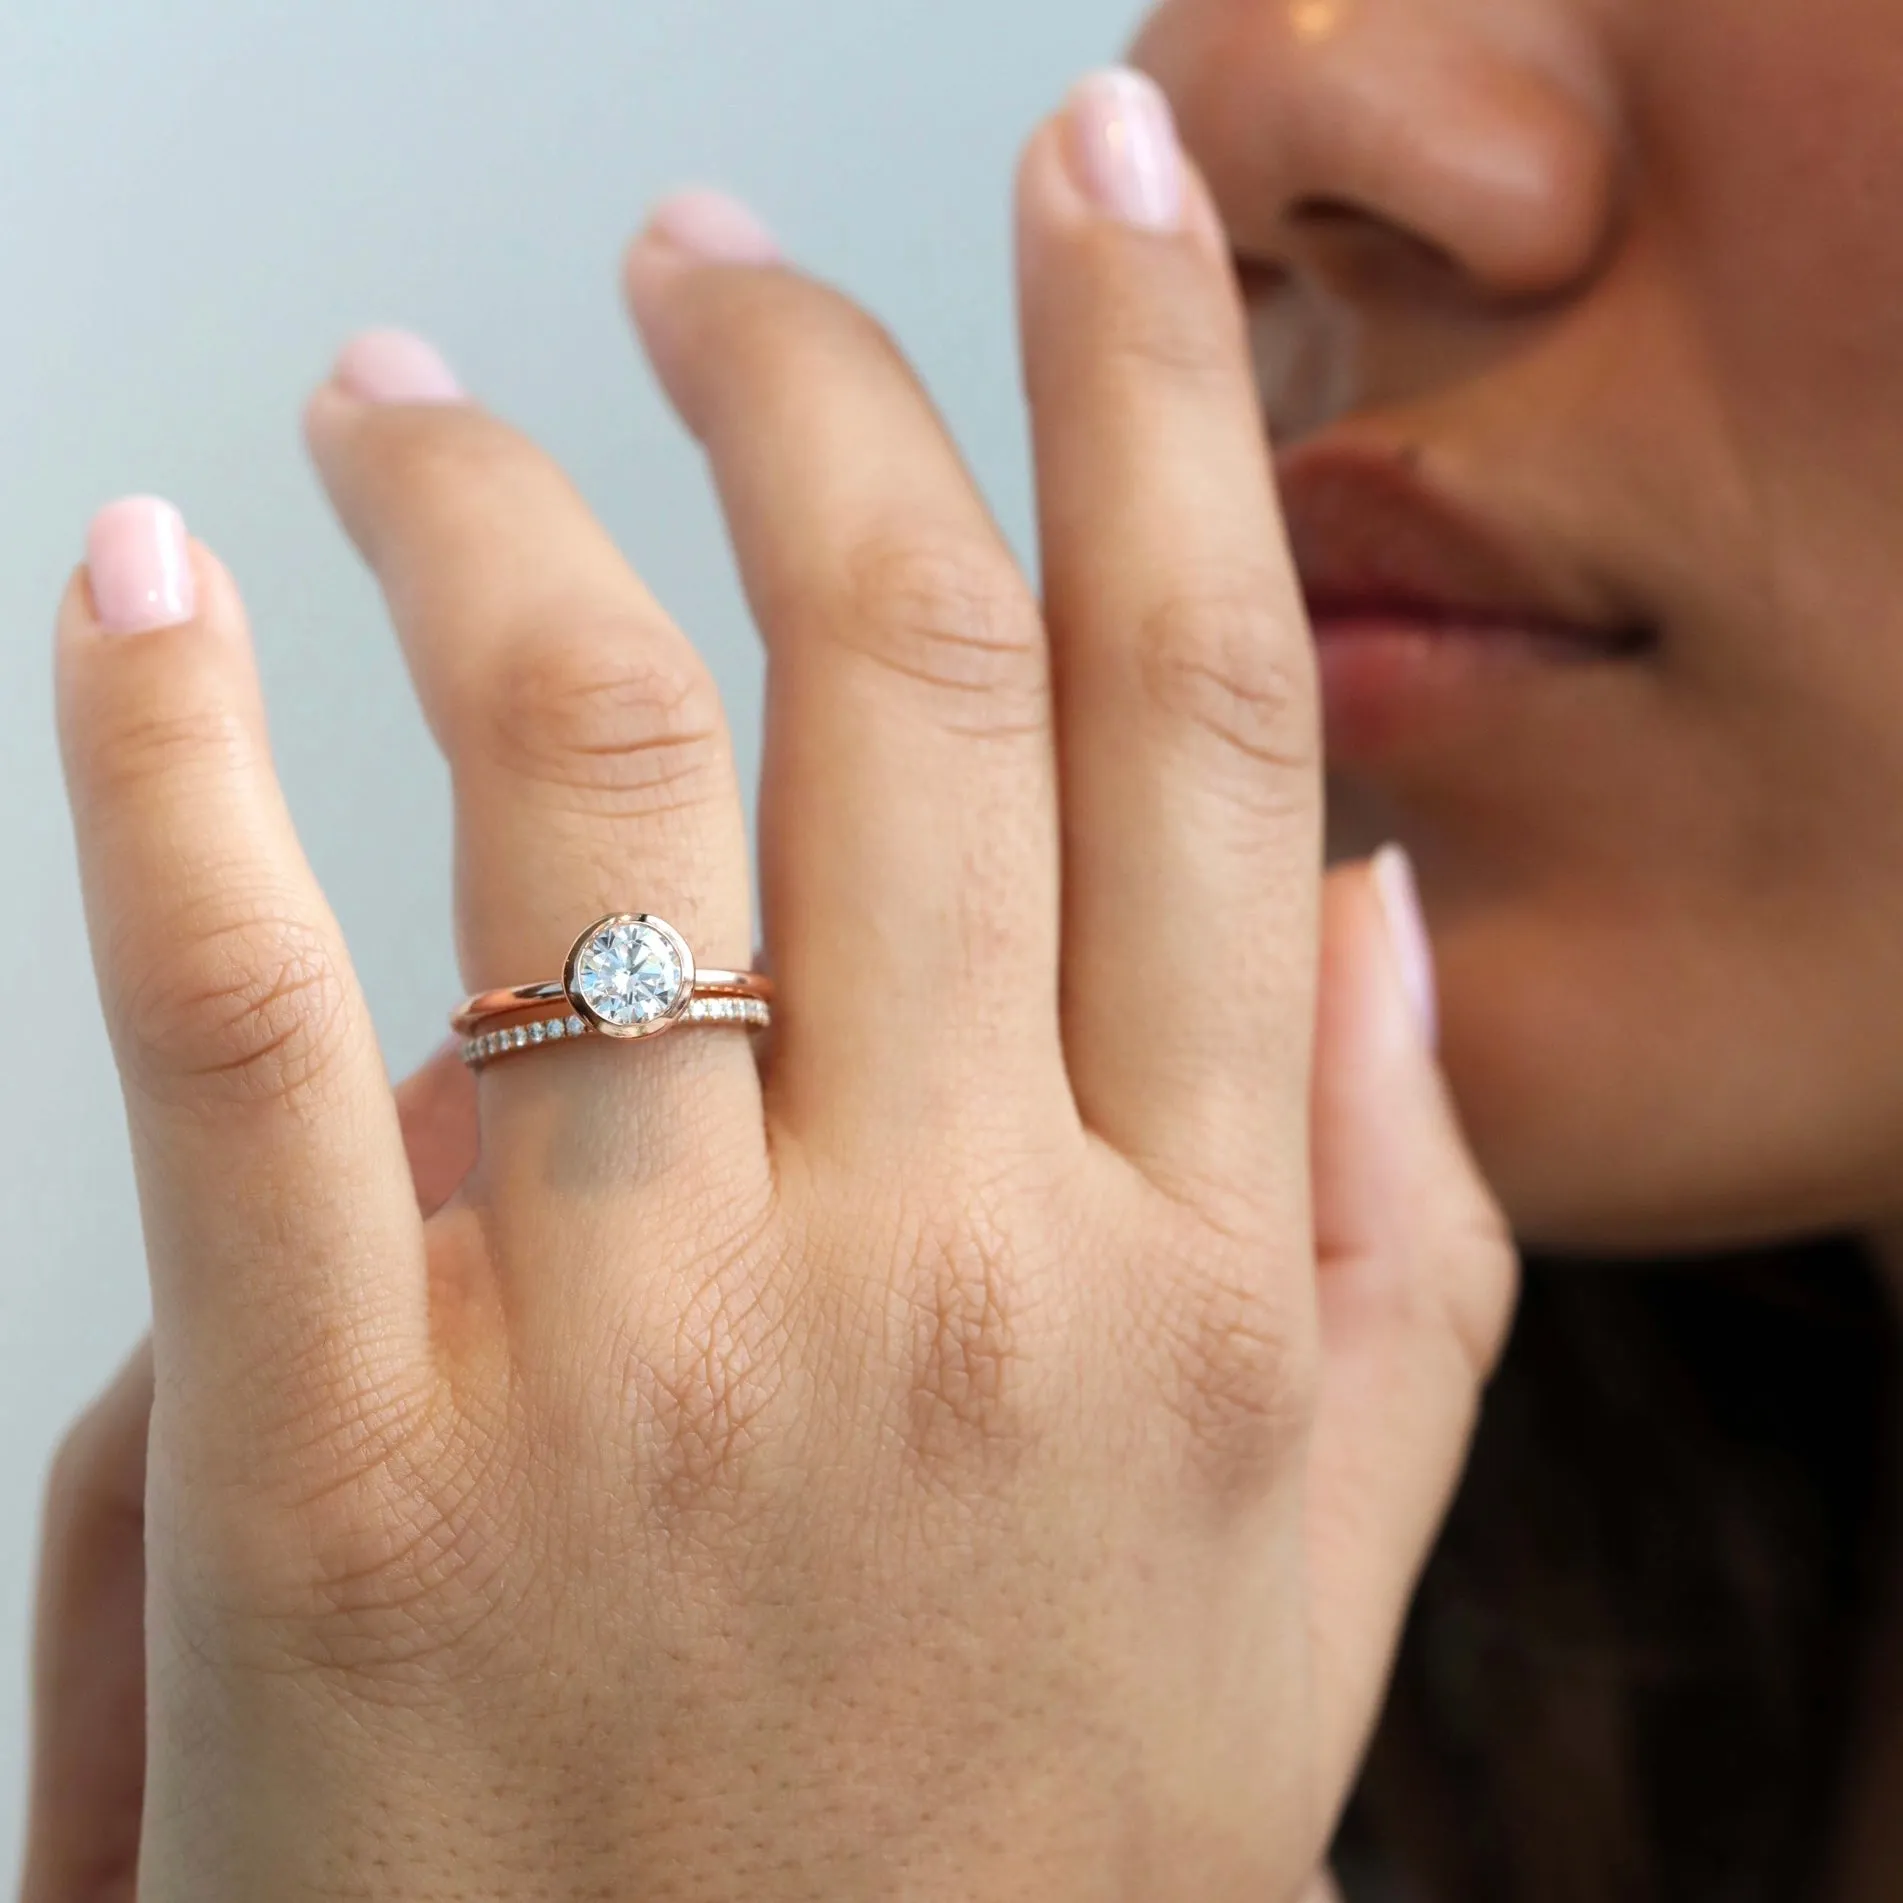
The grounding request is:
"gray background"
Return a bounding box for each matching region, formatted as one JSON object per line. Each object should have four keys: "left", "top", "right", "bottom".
{"left": 0, "top": 0, "right": 1143, "bottom": 1869}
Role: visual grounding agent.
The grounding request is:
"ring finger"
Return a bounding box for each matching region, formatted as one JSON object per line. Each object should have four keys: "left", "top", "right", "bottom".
{"left": 304, "top": 336, "right": 763, "bottom": 1177}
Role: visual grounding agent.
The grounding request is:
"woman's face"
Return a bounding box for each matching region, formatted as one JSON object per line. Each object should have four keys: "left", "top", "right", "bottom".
{"left": 1132, "top": 0, "right": 1903, "bottom": 1253}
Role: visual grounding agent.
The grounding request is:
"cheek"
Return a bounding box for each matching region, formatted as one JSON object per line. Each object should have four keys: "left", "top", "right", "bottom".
{"left": 1634, "top": 0, "right": 1903, "bottom": 514}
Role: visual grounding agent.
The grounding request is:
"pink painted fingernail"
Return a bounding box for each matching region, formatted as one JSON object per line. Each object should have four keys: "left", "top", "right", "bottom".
{"left": 333, "top": 328, "right": 465, "bottom": 404}
{"left": 1066, "top": 68, "right": 1185, "bottom": 232}
{"left": 1372, "top": 844, "right": 1439, "bottom": 1049}
{"left": 646, "top": 188, "right": 782, "bottom": 265}
{"left": 86, "top": 496, "right": 196, "bottom": 635}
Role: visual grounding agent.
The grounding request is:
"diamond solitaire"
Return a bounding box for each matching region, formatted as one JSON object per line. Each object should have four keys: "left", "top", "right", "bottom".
{"left": 565, "top": 914, "right": 693, "bottom": 1036}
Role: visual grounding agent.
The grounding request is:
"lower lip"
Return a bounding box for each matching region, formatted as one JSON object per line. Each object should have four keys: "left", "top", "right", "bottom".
{"left": 1311, "top": 611, "right": 1632, "bottom": 762}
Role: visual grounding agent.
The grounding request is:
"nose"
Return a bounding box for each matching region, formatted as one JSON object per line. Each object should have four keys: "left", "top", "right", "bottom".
{"left": 1132, "top": 0, "right": 1620, "bottom": 306}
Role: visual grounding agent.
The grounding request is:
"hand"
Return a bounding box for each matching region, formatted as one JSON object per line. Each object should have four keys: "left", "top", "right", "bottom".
{"left": 18, "top": 1047, "right": 477, "bottom": 1903}
{"left": 52, "top": 75, "right": 1513, "bottom": 1900}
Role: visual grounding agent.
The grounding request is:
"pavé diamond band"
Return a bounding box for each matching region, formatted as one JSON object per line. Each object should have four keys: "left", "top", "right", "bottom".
{"left": 452, "top": 914, "right": 772, "bottom": 1068}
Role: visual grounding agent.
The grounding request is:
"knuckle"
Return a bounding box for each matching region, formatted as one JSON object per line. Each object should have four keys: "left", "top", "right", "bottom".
{"left": 823, "top": 530, "right": 1047, "bottom": 739}
{"left": 485, "top": 619, "right": 729, "bottom": 817}
{"left": 82, "top": 696, "right": 253, "bottom": 812}
{"left": 181, "top": 1385, "right": 520, "bottom": 1678}
{"left": 897, "top": 1211, "right": 1030, "bottom": 1472}
{"left": 358, "top": 405, "right": 550, "bottom": 534}
{"left": 41, "top": 1350, "right": 150, "bottom": 1531}
{"left": 113, "top": 905, "right": 358, "bottom": 1113}
{"left": 732, "top": 278, "right": 906, "bottom": 383}
{"left": 1145, "top": 1257, "right": 1315, "bottom": 1500}
{"left": 1138, "top": 581, "right": 1319, "bottom": 799}
{"left": 292, "top": 1466, "right": 511, "bottom": 1666}
{"left": 616, "top": 1240, "right": 791, "bottom": 1522}
{"left": 705, "top": 276, "right": 916, "bottom": 417}
{"left": 44, "top": 1414, "right": 116, "bottom": 1526}
{"left": 1092, "top": 251, "right": 1246, "bottom": 390}
{"left": 42, "top": 1425, "right": 88, "bottom": 1511}
{"left": 1439, "top": 1196, "right": 1522, "bottom": 1389}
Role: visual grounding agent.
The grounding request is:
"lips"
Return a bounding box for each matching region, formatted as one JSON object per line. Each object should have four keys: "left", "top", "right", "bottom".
{"left": 1277, "top": 441, "right": 1648, "bottom": 655}
{"left": 1273, "top": 440, "right": 1653, "bottom": 760}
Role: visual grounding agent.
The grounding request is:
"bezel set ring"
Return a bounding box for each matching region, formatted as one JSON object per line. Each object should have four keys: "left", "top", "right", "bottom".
{"left": 451, "top": 914, "right": 772, "bottom": 1069}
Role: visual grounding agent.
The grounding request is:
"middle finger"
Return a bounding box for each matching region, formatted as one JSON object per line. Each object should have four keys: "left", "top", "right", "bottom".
{"left": 625, "top": 199, "right": 1069, "bottom": 1146}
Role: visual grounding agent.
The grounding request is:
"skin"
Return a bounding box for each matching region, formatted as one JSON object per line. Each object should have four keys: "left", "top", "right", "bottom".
{"left": 34, "top": 0, "right": 1903, "bottom": 1884}
{"left": 20, "top": 92, "right": 1510, "bottom": 1901}
{"left": 1130, "top": 0, "right": 1903, "bottom": 1257}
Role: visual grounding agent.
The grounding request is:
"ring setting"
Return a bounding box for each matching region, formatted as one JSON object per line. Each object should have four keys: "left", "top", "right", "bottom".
{"left": 567, "top": 914, "right": 695, "bottom": 1037}
{"left": 452, "top": 914, "right": 771, "bottom": 1067}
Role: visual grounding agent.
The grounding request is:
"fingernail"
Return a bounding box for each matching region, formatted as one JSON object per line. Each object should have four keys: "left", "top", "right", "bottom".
{"left": 1066, "top": 68, "right": 1184, "bottom": 232}
{"left": 86, "top": 496, "right": 196, "bottom": 635}
{"left": 645, "top": 188, "right": 782, "bottom": 265}
{"left": 333, "top": 328, "right": 464, "bottom": 404}
{"left": 1372, "top": 844, "right": 1439, "bottom": 1050}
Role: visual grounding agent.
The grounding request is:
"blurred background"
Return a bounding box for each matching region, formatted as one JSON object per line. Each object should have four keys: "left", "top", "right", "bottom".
{"left": 0, "top": 0, "right": 1143, "bottom": 1865}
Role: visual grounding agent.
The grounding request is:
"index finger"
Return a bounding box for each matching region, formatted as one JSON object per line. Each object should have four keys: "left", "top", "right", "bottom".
{"left": 1018, "top": 73, "right": 1321, "bottom": 1210}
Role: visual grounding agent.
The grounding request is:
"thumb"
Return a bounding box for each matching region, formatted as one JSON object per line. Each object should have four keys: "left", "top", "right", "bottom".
{"left": 1304, "top": 848, "right": 1519, "bottom": 1807}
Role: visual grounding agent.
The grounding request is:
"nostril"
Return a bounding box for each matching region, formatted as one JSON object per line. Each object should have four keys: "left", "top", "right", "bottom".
{"left": 1288, "top": 196, "right": 1462, "bottom": 277}
{"left": 1277, "top": 195, "right": 1483, "bottom": 312}
{"left": 1289, "top": 195, "right": 1371, "bottom": 228}
{"left": 1231, "top": 253, "right": 1292, "bottom": 300}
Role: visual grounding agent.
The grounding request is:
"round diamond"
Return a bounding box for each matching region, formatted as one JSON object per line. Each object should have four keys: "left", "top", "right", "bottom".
{"left": 572, "top": 918, "right": 686, "bottom": 1029}
{"left": 566, "top": 1014, "right": 587, "bottom": 1039}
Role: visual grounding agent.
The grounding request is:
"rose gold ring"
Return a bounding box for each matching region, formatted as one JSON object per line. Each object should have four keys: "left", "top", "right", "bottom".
{"left": 451, "top": 914, "right": 772, "bottom": 1069}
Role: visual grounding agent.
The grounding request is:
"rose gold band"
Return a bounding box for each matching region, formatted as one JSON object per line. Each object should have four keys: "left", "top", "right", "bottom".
{"left": 452, "top": 967, "right": 771, "bottom": 1038}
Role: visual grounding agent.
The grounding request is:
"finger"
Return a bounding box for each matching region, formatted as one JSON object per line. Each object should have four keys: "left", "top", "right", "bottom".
{"left": 15, "top": 1045, "right": 471, "bottom": 1903}
{"left": 1304, "top": 851, "right": 1518, "bottom": 1804}
{"left": 17, "top": 1053, "right": 465, "bottom": 1903}
{"left": 625, "top": 195, "right": 1066, "bottom": 1141}
{"left": 20, "top": 1342, "right": 152, "bottom": 1903}
{"left": 1018, "top": 73, "right": 1321, "bottom": 1206}
{"left": 304, "top": 336, "right": 762, "bottom": 1162}
{"left": 57, "top": 502, "right": 428, "bottom": 1417}
{"left": 394, "top": 1038, "right": 479, "bottom": 1217}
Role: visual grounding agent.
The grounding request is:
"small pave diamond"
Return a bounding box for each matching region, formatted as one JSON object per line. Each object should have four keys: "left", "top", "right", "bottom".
{"left": 573, "top": 918, "right": 686, "bottom": 1029}
{"left": 567, "top": 1014, "right": 586, "bottom": 1038}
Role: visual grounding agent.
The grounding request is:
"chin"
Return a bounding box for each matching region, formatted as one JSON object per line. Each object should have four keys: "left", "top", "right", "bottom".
{"left": 1423, "top": 902, "right": 1895, "bottom": 1265}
